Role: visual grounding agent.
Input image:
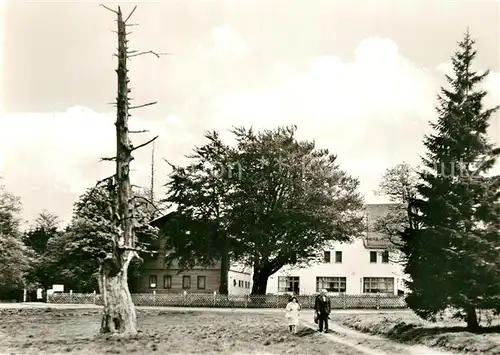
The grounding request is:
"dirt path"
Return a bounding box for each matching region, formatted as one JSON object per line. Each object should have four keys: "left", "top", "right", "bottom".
{"left": 300, "top": 311, "right": 456, "bottom": 355}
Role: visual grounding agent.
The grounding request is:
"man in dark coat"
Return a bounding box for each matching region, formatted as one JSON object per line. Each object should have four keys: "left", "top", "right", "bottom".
{"left": 314, "top": 289, "right": 331, "bottom": 333}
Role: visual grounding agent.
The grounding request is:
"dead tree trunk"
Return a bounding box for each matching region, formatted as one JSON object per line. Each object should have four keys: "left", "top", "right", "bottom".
{"left": 97, "top": 4, "right": 162, "bottom": 335}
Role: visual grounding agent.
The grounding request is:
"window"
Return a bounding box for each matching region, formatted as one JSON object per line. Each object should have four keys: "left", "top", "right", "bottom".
{"left": 316, "top": 277, "right": 346, "bottom": 293}
{"left": 233, "top": 279, "right": 237, "bottom": 286}
{"left": 324, "top": 251, "right": 331, "bottom": 263}
{"left": 278, "top": 276, "right": 300, "bottom": 294}
{"left": 149, "top": 275, "right": 157, "bottom": 289}
{"left": 163, "top": 275, "right": 172, "bottom": 289}
{"left": 370, "top": 251, "right": 377, "bottom": 263}
{"left": 182, "top": 275, "right": 191, "bottom": 289}
{"left": 363, "top": 277, "right": 394, "bottom": 294}
{"left": 382, "top": 251, "right": 389, "bottom": 263}
{"left": 238, "top": 280, "right": 244, "bottom": 287}
{"left": 197, "top": 276, "right": 206, "bottom": 290}
{"left": 335, "top": 251, "right": 342, "bottom": 263}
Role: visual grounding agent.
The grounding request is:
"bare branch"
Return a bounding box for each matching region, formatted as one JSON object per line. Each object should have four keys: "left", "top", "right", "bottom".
{"left": 131, "top": 195, "right": 161, "bottom": 213}
{"left": 129, "top": 129, "right": 149, "bottom": 134}
{"left": 131, "top": 135, "right": 158, "bottom": 152}
{"left": 99, "top": 4, "right": 119, "bottom": 15}
{"left": 163, "top": 158, "right": 176, "bottom": 169}
{"left": 129, "top": 102, "right": 157, "bottom": 110}
{"left": 87, "top": 175, "right": 115, "bottom": 202}
{"left": 128, "top": 50, "right": 170, "bottom": 58}
{"left": 125, "top": 24, "right": 139, "bottom": 27}
{"left": 124, "top": 5, "right": 137, "bottom": 23}
{"left": 100, "top": 157, "right": 117, "bottom": 162}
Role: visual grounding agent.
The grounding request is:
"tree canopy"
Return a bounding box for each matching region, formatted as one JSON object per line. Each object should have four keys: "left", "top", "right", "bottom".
{"left": 47, "top": 184, "right": 160, "bottom": 292}
{"left": 0, "top": 179, "right": 31, "bottom": 299}
{"left": 164, "top": 125, "right": 365, "bottom": 294}
{"left": 23, "top": 210, "right": 62, "bottom": 290}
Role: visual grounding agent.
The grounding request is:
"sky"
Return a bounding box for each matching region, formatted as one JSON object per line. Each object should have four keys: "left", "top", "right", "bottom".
{"left": 1, "top": 0, "right": 499, "bottom": 226}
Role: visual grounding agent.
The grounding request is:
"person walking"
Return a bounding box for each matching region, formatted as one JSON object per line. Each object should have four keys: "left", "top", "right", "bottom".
{"left": 314, "top": 289, "right": 331, "bottom": 333}
{"left": 285, "top": 296, "right": 301, "bottom": 334}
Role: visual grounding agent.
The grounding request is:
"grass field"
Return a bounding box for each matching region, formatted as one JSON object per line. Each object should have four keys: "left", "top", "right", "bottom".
{"left": 0, "top": 308, "right": 364, "bottom": 355}
{"left": 335, "top": 311, "right": 500, "bottom": 355}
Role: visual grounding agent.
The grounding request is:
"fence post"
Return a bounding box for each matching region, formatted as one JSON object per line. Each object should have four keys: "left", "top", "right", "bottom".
{"left": 153, "top": 290, "right": 156, "bottom": 306}
{"left": 342, "top": 293, "right": 346, "bottom": 309}
{"left": 276, "top": 294, "right": 279, "bottom": 309}
{"left": 213, "top": 291, "right": 216, "bottom": 307}
{"left": 245, "top": 294, "right": 248, "bottom": 308}
{"left": 376, "top": 293, "right": 380, "bottom": 310}
{"left": 93, "top": 290, "right": 96, "bottom": 305}
{"left": 184, "top": 290, "right": 187, "bottom": 307}
{"left": 23, "top": 288, "right": 27, "bottom": 303}
{"left": 69, "top": 290, "right": 73, "bottom": 304}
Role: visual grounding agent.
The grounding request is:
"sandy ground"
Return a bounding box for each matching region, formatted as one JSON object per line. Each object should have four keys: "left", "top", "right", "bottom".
{"left": 0, "top": 303, "right": 457, "bottom": 355}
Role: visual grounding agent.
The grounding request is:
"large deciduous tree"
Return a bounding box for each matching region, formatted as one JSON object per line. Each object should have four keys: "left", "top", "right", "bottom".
{"left": 403, "top": 31, "right": 500, "bottom": 331}
{"left": 373, "top": 162, "right": 420, "bottom": 255}
{"left": 230, "top": 126, "right": 364, "bottom": 294}
{"left": 164, "top": 126, "right": 365, "bottom": 295}
{"left": 163, "top": 131, "right": 238, "bottom": 294}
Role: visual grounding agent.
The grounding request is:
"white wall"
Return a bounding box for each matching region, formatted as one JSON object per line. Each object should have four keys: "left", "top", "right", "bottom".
{"left": 266, "top": 238, "right": 408, "bottom": 295}
{"left": 228, "top": 265, "right": 252, "bottom": 295}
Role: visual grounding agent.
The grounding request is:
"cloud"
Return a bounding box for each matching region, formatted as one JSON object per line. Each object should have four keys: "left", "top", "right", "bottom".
{"left": 0, "top": 106, "right": 194, "bottom": 224}
{"left": 2, "top": 35, "right": 499, "bottom": 225}
{"left": 209, "top": 25, "right": 248, "bottom": 60}
{"left": 209, "top": 37, "right": 438, "bottom": 165}
{"left": 206, "top": 37, "right": 500, "bottom": 201}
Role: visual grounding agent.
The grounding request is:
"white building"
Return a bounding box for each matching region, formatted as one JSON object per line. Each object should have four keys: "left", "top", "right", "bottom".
{"left": 266, "top": 204, "right": 409, "bottom": 296}
{"left": 228, "top": 264, "right": 252, "bottom": 295}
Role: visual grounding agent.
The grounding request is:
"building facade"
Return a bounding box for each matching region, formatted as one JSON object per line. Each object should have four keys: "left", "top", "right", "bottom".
{"left": 136, "top": 213, "right": 251, "bottom": 295}
{"left": 265, "top": 204, "right": 409, "bottom": 295}
{"left": 139, "top": 204, "right": 408, "bottom": 296}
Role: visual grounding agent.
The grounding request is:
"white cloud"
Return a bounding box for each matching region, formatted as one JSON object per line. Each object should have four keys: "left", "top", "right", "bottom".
{"left": 0, "top": 106, "right": 194, "bottom": 224}
{"left": 209, "top": 25, "right": 248, "bottom": 60}
{"left": 2, "top": 36, "right": 499, "bottom": 224}
{"left": 207, "top": 37, "right": 499, "bottom": 202}
{"left": 209, "top": 37, "right": 437, "bottom": 169}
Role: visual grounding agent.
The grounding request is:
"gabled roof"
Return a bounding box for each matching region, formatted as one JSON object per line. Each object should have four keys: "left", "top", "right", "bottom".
{"left": 149, "top": 211, "right": 177, "bottom": 228}
{"left": 151, "top": 204, "right": 401, "bottom": 249}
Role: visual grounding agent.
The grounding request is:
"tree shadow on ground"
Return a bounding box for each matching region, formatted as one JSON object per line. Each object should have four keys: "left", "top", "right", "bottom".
{"left": 388, "top": 322, "right": 500, "bottom": 342}
{"left": 295, "top": 327, "right": 316, "bottom": 337}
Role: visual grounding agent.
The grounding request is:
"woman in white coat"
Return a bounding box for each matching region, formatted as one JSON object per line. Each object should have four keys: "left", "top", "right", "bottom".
{"left": 285, "top": 296, "right": 301, "bottom": 334}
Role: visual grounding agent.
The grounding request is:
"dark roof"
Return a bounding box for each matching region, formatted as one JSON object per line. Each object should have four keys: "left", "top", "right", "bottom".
{"left": 151, "top": 204, "right": 400, "bottom": 249}
{"left": 149, "top": 211, "right": 177, "bottom": 228}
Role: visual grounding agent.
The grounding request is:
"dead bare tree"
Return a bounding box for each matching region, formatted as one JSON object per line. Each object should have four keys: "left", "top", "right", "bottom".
{"left": 95, "top": 4, "right": 165, "bottom": 335}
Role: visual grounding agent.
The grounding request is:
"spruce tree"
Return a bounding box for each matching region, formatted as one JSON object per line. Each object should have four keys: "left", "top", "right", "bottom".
{"left": 403, "top": 31, "right": 500, "bottom": 331}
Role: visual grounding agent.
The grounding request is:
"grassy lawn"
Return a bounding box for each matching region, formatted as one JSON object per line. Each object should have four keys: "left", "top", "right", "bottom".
{"left": 333, "top": 311, "right": 500, "bottom": 355}
{"left": 0, "top": 308, "right": 359, "bottom": 355}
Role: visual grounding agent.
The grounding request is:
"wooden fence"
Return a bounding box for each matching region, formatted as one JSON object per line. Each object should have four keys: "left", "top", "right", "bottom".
{"left": 47, "top": 292, "right": 407, "bottom": 309}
